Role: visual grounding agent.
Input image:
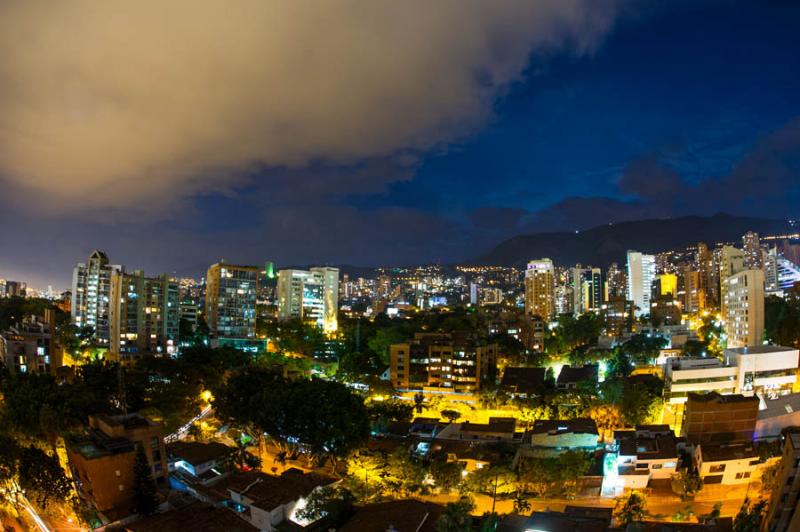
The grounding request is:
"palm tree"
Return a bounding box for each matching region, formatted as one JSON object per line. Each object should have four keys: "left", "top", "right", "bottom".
{"left": 437, "top": 498, "right": 474, "bottom": 532}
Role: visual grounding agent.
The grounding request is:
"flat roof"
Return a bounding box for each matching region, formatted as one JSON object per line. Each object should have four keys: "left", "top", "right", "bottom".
{"left": 758, "top": 393, "right": 800, "bottom": 420}
{"left": 125, "top": 500, "right": 256, "bottom": 532}
{"left": 700, "top": 443, "right": 759, "bottom": 462}
{"left": 168, "top": 441, "right": 235, "bottom": 467}
{"left": 726, "top": 345, "right": 798, "bottom": 355}
{"left": 531, "top": 418, "right": 598, "bottom": 436}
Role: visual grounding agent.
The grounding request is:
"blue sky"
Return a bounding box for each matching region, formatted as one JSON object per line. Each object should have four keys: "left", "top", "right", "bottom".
{"left": 2, "top": 0, "right": 800, "bottom": 288}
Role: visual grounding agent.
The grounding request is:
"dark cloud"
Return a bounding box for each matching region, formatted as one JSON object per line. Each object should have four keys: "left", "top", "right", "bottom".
{"left": 0, "top": 0, "right": 621, "bottom": 213}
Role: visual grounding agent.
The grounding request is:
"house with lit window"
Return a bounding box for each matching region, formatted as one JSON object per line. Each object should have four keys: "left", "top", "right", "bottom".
{"left": 694, "top": 442, "right": 762, "bottom": 486}
{"left": 217, "top": 469, "right": 338, "bottom": 531}
{"left": 604, "top": 425, "right": 680, "bottom": 493}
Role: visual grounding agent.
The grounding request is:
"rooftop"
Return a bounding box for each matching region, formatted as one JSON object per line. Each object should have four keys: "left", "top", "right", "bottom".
{"left": 124, "top": 501, "right": 256, "bottom": 532}
{"left": 339, "top": 500, "right": 444, "bottom": 532}
{"left": 616, "top": 429, "right": 678, "bottom": 460}
{"left": 221, "top": 468, "right": 336, "bottom": 510}
{"left": 531, "top": 418, "right": 598, "bottom": 436}
{"left": 460, "top": 417, "right": 516, "bottom": 434}
{"left": 688, "top": 391, "right": 759, "bottom": 405}
{"left": 758, "top": 392, "right": 800, "bottom": 420}
{"left": 515, "top": 506, "right": 612, "bottom": 532}
{"left": 557, "top": 364, "right": 598, "bottom": 384}
{"left": 501, "top": 366, "right": 545, "bottom": 393}
{"left": 700, "top": 443, "right": 759, "bottom": 462}
{"left": 168, "top": 441, "right": 235, "bottom": 467}
{"left": 726, "top": 345, "right": 798, "bottom": 355}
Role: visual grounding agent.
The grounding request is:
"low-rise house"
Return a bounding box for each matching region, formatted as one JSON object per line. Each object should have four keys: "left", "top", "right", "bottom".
{"left": 67, "top": 413, "right": 168, "bottom": 520}
{"left": 529, "top": 418, "right": 599, "bottom": 451}
{"left": 339, "top": 500, "right": 444, "bottom": 532}
{"left": 426, "top": 439, "right": 495, "bottom": 473}
{"left": 409, "top": 417, "right": 443, "bottom": 439}
{"left": 504, "top": 506, "right": 612, "bottom": 532}
{"left": 221, "top": 468, "right": 338, "bottom": 531}
{"left": 694, "top": 442, "right": 761, "bottom": 485}
{"left": 556, "top": 364, "right": 598, "bottom": 390}
{"left": 500, "top": 366, "right": 545, "bottom": 397}
{"left": 459, "top": 417, "right": 519, "bottom": 442}
{"left": 755, "top": 392, "right": 800, "bottom": 439}
{"left": 125, "top": 500, "right": 257, "bottom": 532}
{"left": 168, "top": 441, "right": 236, "bottom": 484}
{"left": 606, "top": 425, "right": 679, "bottom": 492}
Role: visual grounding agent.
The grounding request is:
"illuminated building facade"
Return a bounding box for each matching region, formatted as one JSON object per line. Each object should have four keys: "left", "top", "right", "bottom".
{"left": 569, "top": 266, "right": 603, "bottom": 315}
{"left": 0, "top": 309, "right": 57, "bottom": 374}
{"left": 71, "top": 250, "right": 123, "bottom": 344}
{"left": 205, "top": 262, "right": 259, "bottom": 343}
{"left": 277, "top": 267, "right": 339, "bottom": 332}
{"left": 524, "top": 259, "right": 555, "bottom": 320}
{"left": 682, "top": 269, "right": 706, "bottom": 313}
{"left": 722, "top": 269, "right": 764, "bottom": 348}
{"left": 109, "top": 270, "right": 180, "bottom": 359}
{"left": 626, "top": 250, "right": 655, "bottom": 318}
{"left": 742, "top": 230, "right": 762, "bottom": 270}
{"left": 390, "top": 332, "right": 497, "bottom": 392}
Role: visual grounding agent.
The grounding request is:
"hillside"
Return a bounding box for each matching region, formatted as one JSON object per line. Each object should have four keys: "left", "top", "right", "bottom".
{"left": 474, "top": 213, "right": 791, "bottom": 268}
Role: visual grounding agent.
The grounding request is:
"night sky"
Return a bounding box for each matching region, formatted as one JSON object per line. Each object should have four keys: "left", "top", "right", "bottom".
{"left": 1, "top": 1, "right": 799, "bottom": 289}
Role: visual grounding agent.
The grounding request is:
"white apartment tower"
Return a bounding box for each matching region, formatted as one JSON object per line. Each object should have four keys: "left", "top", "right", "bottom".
{"left": 277, "top": 267, "right": 339, "bottom": 332}
{"left": 626, "top": 251, "right": 655, "bottom": 318}
{"left": 723, "top": 269, "right": 765, "bottom": 348}
{"left": 524, "top": 259, "right": 555, "bottom": 321}
{"left": 71, "top": 250, "right": 123, "bottom": 344}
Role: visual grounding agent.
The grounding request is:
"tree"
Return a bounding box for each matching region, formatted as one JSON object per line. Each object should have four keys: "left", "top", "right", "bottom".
{"left": 367, "top": 399, "right": 413, "bottom": 434}
{"left": 215, "top": 367, "right": 370, "bottom": 464}
{"left": 700, "top": 502, "right": 722, "bottom": 525}
{"left": 440, "top": 409, "right": 461, "bottom": 423}
{"left": 296, "top": 486, "right": 355, "bottom": 526}
{"left": 519, "top": 450, "right": 592, "bottom": 498}
{"left": 733, "top": 498, "right": 766, "bottom": 532}
{"left": 17, "top": 446, "right": 73, "bottom": 509}
{"left": 513, "top": 487, "right": 531, "bottom": 515}
{"left": 413, "top": 392, "right": 426, "bottom": 414}
{"left": 671, "top": 470, "right": 703, "bottom": 501}
{"left": 430, "top": 460, "right": 464, "bottom": 493}
{"left": 437, "top": 497, "right": 474, "bottom": 532}
{"left": 466, "top": 464, "right": 516, "bottom": 513}
{"left": 606, "top": 348, "right": 633, "bottom": 379}
{"left": 383, "top": 448, "right": 426, "bottom": 496}
{"left": 622, "top": 334, "right": 668, "bottom": 365}
{"left": 614, "top": 490, "right": 647, "bottom": 527}
{"left": 133, "top": 444, "right": 158, "bottom": 515}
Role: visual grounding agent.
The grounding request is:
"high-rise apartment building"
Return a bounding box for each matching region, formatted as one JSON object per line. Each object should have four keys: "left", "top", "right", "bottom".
{"left": 682, "top": 269, "right": 706, "bottom": 313}
{"left": 626, "top": 251, "right": 656, "bottom": 318}
{"left": 524, "top": 259, "right": 555, "bottom": 321}
{"left": 568, "top": 266, "right": 603, "bottom": 316}
{"left": 722, "top": 269, "right": 764, "bottom": 348}
{"left": 719, "top": 245, "right": 746, "bottom": 316}
{"left": 109, "top": 271, "right": 180, "bottom": 359}
{"left": 276, "top": 267, "right": 339, "bottom": 332}
{"left": 605, "top": 262, "right": 627, "bottom": 301}
{"left": 71, "top": 250, "right": 124, "bottom": 344}
{"left": 696, "top": 242, "right": 718, "bottom": 306}
{"left": 764, "top": 429, "right": 800, "bottom": 531}
{"left": 742, "top": 231, "right": 762, "bottom": 270}
{"left": 205, "top": 262, "right": 259, "bottom": 344}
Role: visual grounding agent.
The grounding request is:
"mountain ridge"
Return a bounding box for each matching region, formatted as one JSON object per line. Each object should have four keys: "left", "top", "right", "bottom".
{"left": 473, "top": 213, "right": 793, "bottom": 268}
